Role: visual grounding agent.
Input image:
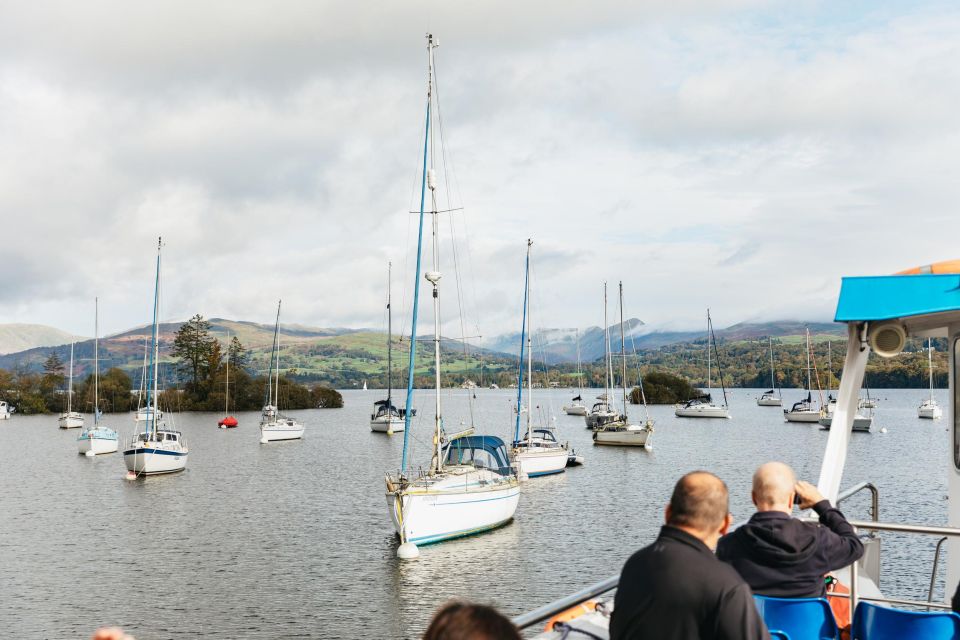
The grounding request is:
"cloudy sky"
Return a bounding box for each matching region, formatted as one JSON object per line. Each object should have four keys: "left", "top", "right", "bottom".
{"left": 1, "top": 1, "right": 957, "bottom": 339}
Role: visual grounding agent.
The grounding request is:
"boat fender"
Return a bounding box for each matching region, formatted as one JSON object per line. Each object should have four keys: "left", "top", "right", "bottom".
{"left": 543, "top": 600, "right": 597, "bottom": 631}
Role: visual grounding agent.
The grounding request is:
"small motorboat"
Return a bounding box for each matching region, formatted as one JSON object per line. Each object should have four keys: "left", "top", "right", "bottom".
{"left": 566, "top": 449, "right": 585, "bottom": 467}
{"left": 218, "top": 416, "right": 238, "bottom": 428}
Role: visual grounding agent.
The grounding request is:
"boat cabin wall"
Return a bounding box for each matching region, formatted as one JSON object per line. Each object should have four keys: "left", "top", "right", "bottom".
{"left": 948, "top": 323, "right": 960, "bottom": 595}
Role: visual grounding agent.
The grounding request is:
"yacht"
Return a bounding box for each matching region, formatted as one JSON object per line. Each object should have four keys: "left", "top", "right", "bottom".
{"left": 918, "top": 337, "right": 942, "bottom": 419}
{"left": 586, "top": 315, "right": 621, "bottom": 429}
{"left": 58, "top": 342, "right": 84, "bottom": 429}
{"left": 0, "top": 400, "right": 11, "bottom": 420}
{"left": 757, "top": 336, "right": 782, "bottom": 406}
{"left": 123, "top": 238, "right": 188, "bottom": 477}
{"left": 260, "top": 300, "right": 305, "bottom": 443}
{"left": 77, "top": 298, "right": 119, "bottom": 455}
{"left": 674, "top": 309, "right": 730, "bottom": 419}
{"left": 371, "top": 262, "right": 406, "bottom": 434}
{"left": 784, "top": 329, "right": 822, "bottom": 423}
{"left": 384, "top": 35, "right": 519, "bottom": 559}
{"left": 562, "top": 329, "right": 588, "bottom": 416}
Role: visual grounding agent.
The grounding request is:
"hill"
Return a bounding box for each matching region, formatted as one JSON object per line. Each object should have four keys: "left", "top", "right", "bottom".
{"left": 0, "top": 324, "right": 86, "bottom": 355}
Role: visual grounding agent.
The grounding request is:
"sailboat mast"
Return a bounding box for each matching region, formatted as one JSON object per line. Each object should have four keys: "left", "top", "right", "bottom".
{"left": 526, "top": 240, "right": 533, "bottom": 442}
{"left": 604, "top": 283, "right": 610, "bottom": 402}
{"left": 274, "top": 301, "right": 282, "bottom": 409}
{"left": 619, "top": 282, "right": 627, "bottom": 418}
{"left": 929, "top": 338, "right": 935, "bottom": 402}
{"left": 225, "top": 334, "right": 230, "bottom": 415}
{"left": 68, "top": 342, "right": 74, "bottom": 414}
{"left": 769, "top": 336, "right": 775, "bottom": 391}
{"left": 387, "top": 262, "right": 392, "bottom": 405}
{"left": 399, "top": 33, "right": 436, "bottom": 473}
{"left": 575, "top": 328, "right": 583, "bottom": 397}
{"left": 514, "top": 241, "right": 530, "bottom": 443}
{"left": 805, "top": 328, "right": 812, "bottom": 393}
{"left": 146, "top": 237, "right": 162, "bottom": 436}
{"left": 94, "top": 300, "right": 99, "bottom": 426}
{"left": 706, "top": 310, "right": 712, "bottom": 395}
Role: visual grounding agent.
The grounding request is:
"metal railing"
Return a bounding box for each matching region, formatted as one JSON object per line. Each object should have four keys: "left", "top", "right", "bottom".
{"left": 511, "top": 574, "right": 617, "bottom": 630}
{"left": 836, "top": 481, "right": 878, "bottom": 522}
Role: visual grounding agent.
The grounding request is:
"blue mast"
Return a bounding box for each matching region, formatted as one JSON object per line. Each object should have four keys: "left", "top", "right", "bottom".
{"left": 400, "top": 34, "right": 434, "bottom": 472}
{"left": 513, "top": 241, "right": 530, "bottom": 443}
{"left": 144, "top": 237, "right": 162, "bottom": 435}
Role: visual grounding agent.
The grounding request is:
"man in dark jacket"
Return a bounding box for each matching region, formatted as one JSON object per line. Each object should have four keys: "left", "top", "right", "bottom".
{"left": 717, "top": 461, "right": 864, "bottom": 597}
{"left": 610, "top": 471, "right": 770, "bottom": 640}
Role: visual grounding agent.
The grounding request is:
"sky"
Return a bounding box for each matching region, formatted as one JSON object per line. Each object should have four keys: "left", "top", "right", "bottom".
{"left": 1, "top": 1, "right": 958, "bottom": 339}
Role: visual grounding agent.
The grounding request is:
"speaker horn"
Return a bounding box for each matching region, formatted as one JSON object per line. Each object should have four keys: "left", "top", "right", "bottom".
{"left": 868, "top": 321, "right": 907, "bottom": 358}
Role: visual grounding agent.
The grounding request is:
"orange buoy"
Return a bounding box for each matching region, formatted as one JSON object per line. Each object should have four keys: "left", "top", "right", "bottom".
{"left": 543, "top": 600, "right": 598, "bottom": 631}
{"left": 896, "top": 259, "right": 960, "bottom": 275}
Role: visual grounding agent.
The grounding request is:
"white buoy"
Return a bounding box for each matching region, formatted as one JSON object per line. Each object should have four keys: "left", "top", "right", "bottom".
{"left": 397, "top": 542, "right": 420, "bottom": 560}
{"left": 85, "top": 450, "right": 96, "bottom": 457}
{"left": 880, "top": 427, "right": 888, "bottom": 433}
{"left": 519, "top": 472, "right": 530, "bottom": 482}
{"left": 125, "top": 471, "right": 137, "bottom": 480}
{"left": 260, "top": 437, "right": 269, "bottom": 444}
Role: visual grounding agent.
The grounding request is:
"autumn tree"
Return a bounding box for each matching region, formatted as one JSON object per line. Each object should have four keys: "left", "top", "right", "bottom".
{"left": 172, "top": 314, "right": 219, "bottom": 398}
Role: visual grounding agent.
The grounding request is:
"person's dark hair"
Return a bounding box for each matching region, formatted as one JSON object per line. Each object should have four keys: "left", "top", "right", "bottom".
{"left": 422, "top": 601, "right": 521, "bottom": 640}
{"left": 668, "top": 470, "right": 729, "bottom": 532}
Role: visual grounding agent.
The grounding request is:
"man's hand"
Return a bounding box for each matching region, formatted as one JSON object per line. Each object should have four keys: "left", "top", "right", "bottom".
{"left": 794, "top": 480, "right": 826, "bottom": 510}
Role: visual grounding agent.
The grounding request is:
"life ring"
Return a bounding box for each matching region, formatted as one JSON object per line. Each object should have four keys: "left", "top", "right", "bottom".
{"left": 543, "top": 600, "right": 597, "bottom": 631}
{"left": 896, "top": 259, "right": 960, "bottom": 275}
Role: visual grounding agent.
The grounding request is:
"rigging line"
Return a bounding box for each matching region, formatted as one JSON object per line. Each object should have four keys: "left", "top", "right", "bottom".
{"left": 709, "top": 317, "right": 729, "bottom": 408}
{"left": 628, "top": 327, "right": 652, "bottom": 423}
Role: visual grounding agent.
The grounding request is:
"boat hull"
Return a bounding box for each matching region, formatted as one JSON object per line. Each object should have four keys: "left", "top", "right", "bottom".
{"left": 593, "top": 424, "right": 653, "bottom": 448}
{"left": 260, "top": 420, "right": 304, "bottom": 441}
{"left": 370, "top": 416, "right": 405, "bottom": 433}
{"left": 819, "top": 415, "right": 872, "bottom": 432}
{"left": 563, "top": 405, "right": 587, "bottom": 416}
{"left": 77, "top": 430, "right": 119, "bottom": 455}
{"left": 675, "top": 404, "right": 730, "bottom": 419}
{"left": 386, "top": 471, "right": 520, "bottom": 546}
{"left": 513, "top": 447, "right": 568, "bottom": 478}
{"left": 757, "top": 397, "right": 782, "bottom": 407}
{"left": 123, "top": 447, "right": 188, "bottom": 475}
{"left": 918, "top": 402, "right": 942, "bottom": 419}
{"left": 784, "top": 410, "right": 822, "bottom": 423}
{"left": 58, "top": 413, "right": 84, "bottom": 429}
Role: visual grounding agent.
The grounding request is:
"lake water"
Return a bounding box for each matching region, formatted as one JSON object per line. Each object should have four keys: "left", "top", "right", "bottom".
{"left": 0, "top": 387, "right": 951, "bottom": 638}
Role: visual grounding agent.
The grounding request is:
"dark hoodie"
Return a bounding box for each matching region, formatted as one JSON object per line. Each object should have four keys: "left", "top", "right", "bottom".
{"left": 716, "top": 500, "right": 864, "bottom": 598}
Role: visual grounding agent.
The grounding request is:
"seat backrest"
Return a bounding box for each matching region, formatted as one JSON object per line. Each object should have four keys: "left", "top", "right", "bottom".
{"left": 769, "top": 631, "right": 791, "bottom": 640}
{"left": 851, "top": 601, "right": 960, "bottom": 640}
{"left": 754, "top": 595, "right": 839, "bottom": 640}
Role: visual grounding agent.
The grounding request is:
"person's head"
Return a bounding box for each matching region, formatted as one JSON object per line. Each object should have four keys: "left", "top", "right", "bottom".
{"left": 665, "top": 470, "right": 732, "bottom": 549}
{"left": 422, "top": 601, "right": 521, "bottom": 640}
{"left": 752, "top": 461, "right": 797, "bottom": 513}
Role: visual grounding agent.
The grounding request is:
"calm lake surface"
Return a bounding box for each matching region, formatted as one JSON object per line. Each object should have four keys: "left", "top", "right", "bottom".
{"left": 0, "top": 387, "right": 951, "bottom": 638}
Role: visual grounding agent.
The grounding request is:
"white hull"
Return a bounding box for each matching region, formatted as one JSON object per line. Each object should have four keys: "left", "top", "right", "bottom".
{"left": 563, "top": 404, "right": 587, "bottom": 416}
{"left": 513, "top": 447, "right": 568, "bottom": 479}
{"left": 0, "top": 412, "right": 9, "bottom": 420}
{"left": 386, "top": 467, "right": 520, "bottom": 546}
{"left": 918, "top": 400, "right": 942, "bottom": 419}
{"left": 77, "top": 429, "right": 119, "bottom": 455}
{"left": 819, "top": 415, "right": 873, "bottom": 432}
{"left": 370, "top": 416, "right": 405, "bottom": 433}
{"left": 58, "top": 412, "right": 84, "bottom": 429}
{"left": 123, "top": 446, "right": 187, "bottom": 475}
{"left": 757, "top": 396, "right": 782, "bottom": 407}
{"left": 675, "top": 404, "right": 730, "bottom": 419}
{"left": 260, "top": 419, "right": 304, "bottom": 441}
{"left": 784, "top": 409, "right": 822, "bottom": 423}
{"left": 593, "top": 423, "right": 653, "bottom": 448}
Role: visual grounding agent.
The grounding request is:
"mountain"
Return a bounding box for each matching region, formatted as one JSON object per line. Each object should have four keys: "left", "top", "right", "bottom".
{"left": 0, "top": 324, "right": 86, "bottom": 355}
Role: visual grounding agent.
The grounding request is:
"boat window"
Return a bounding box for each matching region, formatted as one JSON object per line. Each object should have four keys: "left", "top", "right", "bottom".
{"left": 955, "top": 337, "right": 960, "bottom": 470}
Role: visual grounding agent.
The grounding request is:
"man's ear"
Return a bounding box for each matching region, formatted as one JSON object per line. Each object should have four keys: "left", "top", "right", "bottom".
{"left": 719, "top": 512, "right": 733, "bottom": 536}
{"left": 751, "top": 490, "right": 758, "bottom": 507}
{"left": 664, "top": 504, "right": 672, "bottom": 525}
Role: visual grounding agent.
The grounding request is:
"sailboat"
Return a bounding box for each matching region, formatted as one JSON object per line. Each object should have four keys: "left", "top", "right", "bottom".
{"left": 562, "top": 329, "right": 588, "bottom": 416}
{"left": 123, "top": 238, "right": 188, "bottom": 477}
{"left": 918, "top": 338, "right": 942, "bottom": 419}
{"left": 594, "top": 282, "right": 654, "bottom": 447}
{"left": 384, "top": 34, "right": 519, "bottom": 559}
{"left": 675, "top": 309, "right": 730, "bottom": 419}
{"left": 585, "top": 295, "right": 620, "bottom": 430}
{"left": 784, "top": 328, "right": 821, "bottom": 423}
{"left": 371, "top": 262, "right": 406, "bottom": 434}
{"left": 218, "top": 335, "right": 238, "bottom": 428}
{"left": 757, "top": 337, "right": 782, "bottom": 406}
{"left": 818, "top": 340, "right": 873, "bottom": 432}
{"left": 58, "top": 343, "right": 84, "bottom": 429}
{"left": 77, "top": 298, "right": 119, "bottom": 455}
{"left": 259, "top": 300, "right": 304, "bottom": 442}
{"left": 510, "top": 240, "right": 569, "bottom": 478}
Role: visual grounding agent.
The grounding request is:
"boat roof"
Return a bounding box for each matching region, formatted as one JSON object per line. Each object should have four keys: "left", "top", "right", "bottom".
{"left": 447, "top": 434, "right": 508, "bottom": 451}
{"left": 835, "top": 274, "right": 960, "bottom": 332}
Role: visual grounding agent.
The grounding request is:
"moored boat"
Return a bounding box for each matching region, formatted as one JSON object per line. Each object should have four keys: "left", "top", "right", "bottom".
{"left": 58, "top": 342, "right": 84, "bottom": 429}
{"left": 259, "top": 300, "right": 304, "bottom": 443}
{"left": 674, "top": 309, "right": 730, "bottom": 419}
{"left": 77, "top": 298, "right": 118, "bottom": 456}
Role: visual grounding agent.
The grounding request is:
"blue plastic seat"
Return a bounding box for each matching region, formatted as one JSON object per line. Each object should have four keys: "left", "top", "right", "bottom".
{"left": 851, "top": 601, "right": 960, "bottom": 639}
{"left": 753, "top": 595, "right": 839, "bottom": 640}
{"left": 769, "top": 631, "right": 791, "bottom": 640}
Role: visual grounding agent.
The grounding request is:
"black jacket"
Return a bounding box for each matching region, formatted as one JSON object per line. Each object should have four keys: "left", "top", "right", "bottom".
{"left": 610, "top": 526, "right": 770, "bottom": 640}
{"left": 716, "top": 500, "right": 864, "bottom": 598}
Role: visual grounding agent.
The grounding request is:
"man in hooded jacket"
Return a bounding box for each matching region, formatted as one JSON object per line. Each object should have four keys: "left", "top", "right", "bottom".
{"left": 716, "top": 461, "right": 864, "bottom": 598}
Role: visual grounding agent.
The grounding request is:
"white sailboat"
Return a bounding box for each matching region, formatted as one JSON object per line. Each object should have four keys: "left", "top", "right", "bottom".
{"left": 562, "top": 329, "right": 588, "bottom": 416}
{"left": 784, "top": 328, "right": 821, "bottom": 423}
{"left": 918, "top": 337, "right": 942, "bottom": 419}
{"left": 757, "top": 336, "right": 782, "bottom": 406}
{"left": 511, "top": 240, "right": 569, "bottom": 478}
{"left": 385, "top": 34, "right": 519, "bottom": 559}
{"left": 594, "top": 282, "right": 654, "bottom": 447}
{"left": 123, "top": 238, "right": 188, "bottom": 477}
{"left": 260, "top": 300, "right": 304, "bottom": 443}
{"left": 58, "top": 342, "right": 84, "bottom": 429}
{"left": 371, "top": 262, "right": 405, "bottom": 434}
{"left": 0, "top": 400, "right": 11, "bottom": 420}
{"left": 585, "top": 303, "right": 620, "bottom": 430}
{"left": 818, "top": 339, "right": 873, "bottom": 432}
{"left": 78, "top": 298, "right": 119, "bottom": 455}
{"left": 675, "top": 309, "right": 730, "bottom": 419}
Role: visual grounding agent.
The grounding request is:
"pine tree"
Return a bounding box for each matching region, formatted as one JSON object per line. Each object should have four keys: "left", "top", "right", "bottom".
{"left": 172, "top": 314, "right": 218, "bottom": 397}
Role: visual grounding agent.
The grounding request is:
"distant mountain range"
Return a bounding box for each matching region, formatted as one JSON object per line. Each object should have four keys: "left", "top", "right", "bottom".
{"left": 0, "top": 324, "right": 86, "bottom": 355}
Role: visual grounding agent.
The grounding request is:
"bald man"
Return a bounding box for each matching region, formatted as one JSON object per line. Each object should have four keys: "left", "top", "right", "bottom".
{"left": 610, "top": 471, "right": 769, "bottom": 640}
{"left": 716, "top": 462, "right": 863, "bottom": 598}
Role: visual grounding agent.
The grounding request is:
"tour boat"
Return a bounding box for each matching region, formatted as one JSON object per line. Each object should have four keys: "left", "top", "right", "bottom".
{"left": 784, "top": 329, "right": 822, "bottom": 423}
{"left": 260, "top": 300, "right": 304, "bottom": 442}
{"left": 77, "top": 298, "right": 118, "bottom": 455}
{"left": 594, "top": 283, "right": 653, "bottom": 448}
{"left": 123, "top": 238, "right": 188, "bottom": 477}
{"left": 918, "top": 337, "right": 942, "bottom": 419}
{"left": 218, "top": 335, "right": 238, "bottom": 428}
{"left": 757, "top": 337, "right": 782, "bottom": 406}
{"left": 371, "top": 262, "right": 406, "bottom": 434}
{"left": 58, "top": 342, "right": 84, "bottom": 429}
{"left": 384, "top": 35, "right": 519, "bottom": 558}
{"left": 510, "top": 240, "right": 569, "bottom": 478}
{"left": 562, "top": 330, "right": 588, "bottom": 416}
{"left": 674, "top": 309, "right": 730, "bottom": 419}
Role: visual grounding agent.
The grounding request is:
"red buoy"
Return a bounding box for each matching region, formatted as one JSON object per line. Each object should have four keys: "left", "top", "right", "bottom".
{"left": 218, "top": 416, "right": 239, "bottom": 428}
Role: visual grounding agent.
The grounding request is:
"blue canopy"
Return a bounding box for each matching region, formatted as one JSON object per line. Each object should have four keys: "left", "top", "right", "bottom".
{"left": 444, "top": 435, "right": 511, "bottom": 473}
{"left": 835, "top": 274, "right": 960, "bottom": 323}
